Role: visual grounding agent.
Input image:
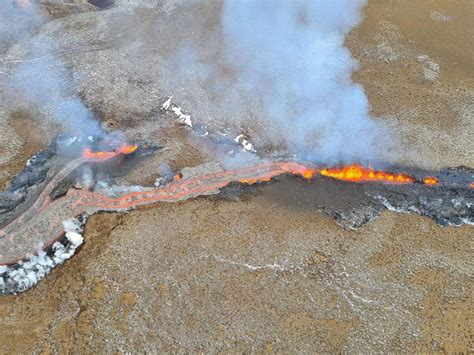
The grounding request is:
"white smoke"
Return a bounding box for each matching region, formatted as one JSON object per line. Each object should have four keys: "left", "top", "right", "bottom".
{"left": 1, "top": 1, "right": 103, "bottom": 138}
{"left": 94, "top": 180, "right": 149, "bottom": 198}
{"left": 221, "top": 0, "right": 392, "bottom": 164}
{"left": 0, "top": 217, "right": 85, "bottom": 294}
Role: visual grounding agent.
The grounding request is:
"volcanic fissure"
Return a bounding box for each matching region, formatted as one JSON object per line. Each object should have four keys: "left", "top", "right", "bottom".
{"left": 0, "top": 140, "right": 472, "bottom": 294}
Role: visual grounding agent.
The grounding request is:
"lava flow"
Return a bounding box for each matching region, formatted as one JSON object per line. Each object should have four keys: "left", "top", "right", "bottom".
{"left": 319, "top": 164, "right": 416, "bottom": 184}
{"left": 0, "top": 156, "right": 437, "bottom": 267}
{"left": 81, "top": 144, "right": 138, "bottom": 161}
{"left": 0, "top": 159, "right": 316, "bottom": 268}
{"left": 1, "top": 144, "right": 472, "bottom": 294}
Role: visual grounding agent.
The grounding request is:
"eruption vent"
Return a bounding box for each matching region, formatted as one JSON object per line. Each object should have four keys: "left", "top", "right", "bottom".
{"left": 319, "top": 165, "right": 415, "bottom": 184}
{"left": 0, "top": 143, "right": 472, "bottom": 295}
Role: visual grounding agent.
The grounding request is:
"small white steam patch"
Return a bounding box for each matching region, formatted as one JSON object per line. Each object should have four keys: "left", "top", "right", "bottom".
{"left": 234, "top": 134, "right": 256, "bottom": 153}
{"left": 431, "top": 11, "right": 451, "bottom": 22}
{"left": 154, "top": 163, "right": 175, "bottom": 187}
{"left": 417, "top": 55, "right": 440, "bottom": 81}
{"left": 221, "top": 151, "right": 264, "bottom": 170}
{"left": 94, "top": 181, "right": 150, "bottom": 198}
{"left": 154, "top": 177, "right": 165, "bottom": 187}
{"left": 66, "top": 136, "right": 79, "bottom": 146}
{"left": 161, "top": 97, "right": 193, "bottom": 127}
{"left": 0, "top": 217, "right": 85, "bottom": 295}
{"left": 77, "top": 166, "right": 93, "bottom": 189}
{"left": 26, "top": 155, "right": 36, "bottom": 166}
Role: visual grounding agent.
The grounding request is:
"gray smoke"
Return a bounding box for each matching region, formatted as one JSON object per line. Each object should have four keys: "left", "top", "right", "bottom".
{"left": 221, "top": 0, "right": 391, "bottom": 164}
{"left": 1, "top": 1, "right": 103, "bottom": 138}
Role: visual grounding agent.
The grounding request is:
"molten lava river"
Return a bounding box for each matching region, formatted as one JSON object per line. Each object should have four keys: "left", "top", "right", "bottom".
{"left": 0, "top": 145, "right": 471, "bottom": 294}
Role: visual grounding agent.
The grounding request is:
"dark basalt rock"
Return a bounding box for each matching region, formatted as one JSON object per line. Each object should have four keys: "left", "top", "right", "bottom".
{"left": 0, "top": 191, "right": 25, "bottom": 213}
{"left": 87, "top": 0, "right": 115, "bottom": 9}
{"left": 0, "top": 143, "right": 56, "bottom": 216}
{"left": 235, "top": 172, "right": 474, "bottom": 230}
{"left": 371, "top": 184, "right": 473, "bottom": 227}
{"left": 9, "top": 153, "right": 52, "bottom": 190}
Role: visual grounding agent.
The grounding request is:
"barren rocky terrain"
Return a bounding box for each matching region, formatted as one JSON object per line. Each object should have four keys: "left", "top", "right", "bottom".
{"left": 0, "top": 0, "right": 472, "bottom": 353}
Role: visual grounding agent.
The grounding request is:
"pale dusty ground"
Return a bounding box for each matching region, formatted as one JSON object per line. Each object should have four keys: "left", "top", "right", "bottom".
{"left": 0, "top": 0, "right": 473, "bottom": 353}
{"left": 347, "top": 0, "right": 474, "bottom": 169}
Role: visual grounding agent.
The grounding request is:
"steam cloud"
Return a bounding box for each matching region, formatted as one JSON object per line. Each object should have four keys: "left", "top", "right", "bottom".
{"left": 1, "top": 0, "right": 393, "bottom": 165}
{"left": 221, "top": 0, "right": 391, "bottom": 164}
{"left": 0, "top": 1, "right": 102, "bottom": 138}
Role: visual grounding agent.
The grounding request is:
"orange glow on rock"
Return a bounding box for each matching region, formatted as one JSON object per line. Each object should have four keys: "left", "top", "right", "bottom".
{"left": 423, "top": 176, "right": 438, "bottom": 185}
{"left": 239, "top": 177, "right": 272, "bottom": 185}
{"left": 116, "top": 145, "right": 138, "bottom": 155}
{"left": 301, "top": 169, "right": 316, "bottom": 179}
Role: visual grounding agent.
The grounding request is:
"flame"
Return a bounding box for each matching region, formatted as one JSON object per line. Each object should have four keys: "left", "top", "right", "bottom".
{"left": 81, "top": 144, "right": 138, "bottom": 161}
{"left": 320, "top": 164, "right": 415, "bottom": 184}
{"left": 117, "top": 145, "right": 138, "bottom": 155}
{"left": 174, "top": 174, "right": 182, "bottom": 181}
{"left": 423, "top": 176, "right": 438, "bottom": 186}
{"left": 301, "top": 169, "right": 316, "bottom": 179}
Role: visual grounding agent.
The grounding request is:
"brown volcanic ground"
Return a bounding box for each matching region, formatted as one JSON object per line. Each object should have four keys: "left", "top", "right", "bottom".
{"left": 0, "top": 0, "right": 473, "bottom": 353}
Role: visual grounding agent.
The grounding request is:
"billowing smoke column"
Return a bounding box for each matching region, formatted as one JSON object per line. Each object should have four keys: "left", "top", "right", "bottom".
{"left": 0, "top": 1, "right": 103, "bottom": 138}
{"left": 222, "top": 0, "right": 390, "bottom": 164}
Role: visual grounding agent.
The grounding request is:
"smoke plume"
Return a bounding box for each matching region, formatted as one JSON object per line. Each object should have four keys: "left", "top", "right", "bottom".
{"left": 220, "top": 0, "right": 391, "bottom": 164}
{"left": 0, "top": 1, "right": 103, "bottom": 138}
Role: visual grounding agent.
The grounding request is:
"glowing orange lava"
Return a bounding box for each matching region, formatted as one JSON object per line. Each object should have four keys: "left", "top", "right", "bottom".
{"left": 469, "top": 182, "right": 474, "bottom": 189}
{"left": 301, "top": 169, "right": 316, "bottom": 179}
{"left": 320, "top": 164, "right": 415, "bottom": 184}
{"left": 81, "top": 145, "right": 138, "bottom": 161}
{"left": 423, "top": 176, "right": 438, "bottom": 186}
